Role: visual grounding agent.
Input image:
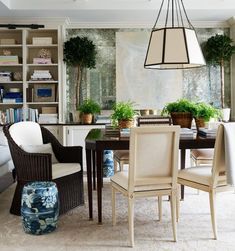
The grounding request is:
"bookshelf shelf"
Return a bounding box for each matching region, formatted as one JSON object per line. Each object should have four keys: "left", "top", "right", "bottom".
{"left": 0, "top": 64, "right": 23, "bottom": 66}
{"left": 27, "top": 80, "right": 58, "bottom": 84}
{"left": 27, "top": 64, "right": 58, "bottom": 66}
{"left": 27, "top": 102, "right": 59, "bottom": 105}
{"left": 0, "top": 44, "right": 23, "bottom": 48}
{"left": 27, "top": 44, "right": 58, "bottom": 48}
{"left": 0, "top": 103, "right": 23, "bottom": 105}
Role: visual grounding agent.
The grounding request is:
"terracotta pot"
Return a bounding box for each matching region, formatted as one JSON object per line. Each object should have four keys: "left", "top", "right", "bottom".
{"left": 81, "top": 113, "right": 93, "bottom": 124}
{"left": 195, "top": 117, "right": 206, "bottom": 131}
{"left": 171, "top": 112, "right": 193, "bottom": 128}
{"left": 118, "top": 119, "right": 134, "bottom": 129}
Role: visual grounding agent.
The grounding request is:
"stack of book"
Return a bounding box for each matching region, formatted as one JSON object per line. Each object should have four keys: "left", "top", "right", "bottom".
{"left": 3, "top": 90, "right": 23, "bottom": 103}
{"left": 105, "top": 125, "right": 120, "bottom": 137}
{"left": 0, "top": 71, "right": 12, "bottom": 82}
{"left": 38, "top": 113, "right": 58, "bottom": 124}
{"left": 198, "top": 128, "right": 217, "bottom": 137}
{"left": 120, "top": 128, "right": 130, "bottom": 138}
{"left": 25, "top": 108, "right": 39, "bottom": 122}
{"left": 30, "top": 70, "right": 53, "bottom": 81}
{"left": 180, "top": 128, "right": 194, "bottom": 138}
{"left": 95, "top": 115, "right": 111, "bottom": 124}
{"left": 0, "top": 55, "right": 18, "bottom": 65}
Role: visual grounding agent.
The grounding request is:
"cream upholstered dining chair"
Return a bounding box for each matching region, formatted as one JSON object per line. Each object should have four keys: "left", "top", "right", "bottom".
{"left": 177, "top": 124, "right": 235, "bottom": 239}
{"left": 111, "top": 126, "right": 180, "bottom": 247}
{"left": 113, "top": 116, "right": 171, "bottom": 173}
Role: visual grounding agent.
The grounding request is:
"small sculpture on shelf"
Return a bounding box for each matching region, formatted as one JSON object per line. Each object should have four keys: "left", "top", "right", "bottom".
{"left": 13, "top": 72, "right": 22, "bottom": 81}
{"left": 2, "top": 49, "right": 11, "bottom": 56}
{"left": 33, "top": 48, "right": 52, "bottom": 64}
{"left": 38, "top": 48, "right": 51, "bottom": 59}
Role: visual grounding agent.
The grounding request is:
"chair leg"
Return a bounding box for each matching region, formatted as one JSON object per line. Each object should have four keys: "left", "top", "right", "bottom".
{"left": 114, "top": 160, "right": 118, "bottom": 173}
{"left": 209, "top": 190, "right": 218, "bottom": 240}
{"left": 128, "top": 195, "right": 134, "bottom": 247}
{"left": 158, "top": 196, "right": 162, "bottom": 221}
{"left": 176, "top": 185, "right": 180, "bottom": 222}
{"left": 170, "top": 190, "right": 177, "bottom": 242}
{"left": 120, "top": 161, "right": 124, "bottom": 171}
{"left": 112, "top": 187, "right": 116, "bottom": 226}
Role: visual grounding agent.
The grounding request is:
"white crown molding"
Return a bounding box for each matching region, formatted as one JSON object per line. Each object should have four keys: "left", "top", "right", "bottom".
{"left": 67, "top": 20, "right": 229, "bottom": 29}
{"left": 0, "top": 17, "right": 70, "bottom": 26}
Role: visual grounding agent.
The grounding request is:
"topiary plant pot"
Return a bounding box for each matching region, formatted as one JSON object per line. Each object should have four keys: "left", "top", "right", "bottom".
{"left": 118, "top": 119, "right": 134, "bottom": 129}
{"left": 171, "top": 112, "right": 192, "bottom": 128}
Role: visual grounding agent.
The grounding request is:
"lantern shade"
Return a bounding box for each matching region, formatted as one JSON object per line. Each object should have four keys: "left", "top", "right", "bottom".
{"left": 144, "top": 27, "right": 206, "bottom": 69}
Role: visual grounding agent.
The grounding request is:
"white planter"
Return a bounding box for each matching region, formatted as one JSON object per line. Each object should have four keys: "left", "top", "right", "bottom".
{"left": 222, "top": 108, "right": 231, "bottom": 122}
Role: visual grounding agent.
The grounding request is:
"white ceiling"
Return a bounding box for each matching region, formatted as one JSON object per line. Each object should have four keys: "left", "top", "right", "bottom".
{"left": 0, "top": 0, "right": 235, "bottom": 26}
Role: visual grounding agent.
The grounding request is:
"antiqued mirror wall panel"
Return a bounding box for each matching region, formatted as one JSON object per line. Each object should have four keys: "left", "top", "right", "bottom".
{"left": 65, "top": 28, "right": 230, "bottom": 122}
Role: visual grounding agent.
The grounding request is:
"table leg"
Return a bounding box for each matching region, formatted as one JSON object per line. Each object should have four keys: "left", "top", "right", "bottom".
{"left": 181, "top": 149, "right": 186, "bottom": 200}
{"left": 92, "top": 150, "right": 96, "bottom": 190}
{"left": 96, "top": 150, "right": 103, "bottom": 224}
{"left": 86, "top": 148, "right": 93, "bottom": 220}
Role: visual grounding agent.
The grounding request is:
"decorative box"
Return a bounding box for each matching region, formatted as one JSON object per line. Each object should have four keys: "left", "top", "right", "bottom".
{"left": 32, "top": 37, "right": 53, "bottom": 45}
{"left": 0, "top": 39, "right": 16, "bottom": 45}
{"left": 33, "top": 58, "right": 52, "bottom": 64}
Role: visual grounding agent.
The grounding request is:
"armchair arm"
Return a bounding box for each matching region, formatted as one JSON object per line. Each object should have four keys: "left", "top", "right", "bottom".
{"left": 13, "top": 151, "right": 52, "bottom": 181}
{"left": 41, "top": 126, "right": 83, "bottom": 167}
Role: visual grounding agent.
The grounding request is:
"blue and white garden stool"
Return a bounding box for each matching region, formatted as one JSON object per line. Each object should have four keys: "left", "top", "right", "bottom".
{"left": 21, "top": 181, "right": 59, "bottom": 235}
{"left": 103, "top": 150, "right": 114, "bottom": 177}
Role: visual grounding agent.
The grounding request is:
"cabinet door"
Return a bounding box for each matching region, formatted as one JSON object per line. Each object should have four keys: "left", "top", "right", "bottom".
{"left": 65, "top": 125, "right": 104, "bottom": 170}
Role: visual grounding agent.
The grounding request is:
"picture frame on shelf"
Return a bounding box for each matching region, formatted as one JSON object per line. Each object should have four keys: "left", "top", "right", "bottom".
{"left": 33, "top": 84, "right": 56, "bottom": 102}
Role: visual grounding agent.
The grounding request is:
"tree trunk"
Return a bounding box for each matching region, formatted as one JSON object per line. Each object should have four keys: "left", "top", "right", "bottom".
{"left": 76, "top": 65, "right": 82, "bottom": 110}
{"left": 220, "top": 60, "right": 225, "bottom": 109}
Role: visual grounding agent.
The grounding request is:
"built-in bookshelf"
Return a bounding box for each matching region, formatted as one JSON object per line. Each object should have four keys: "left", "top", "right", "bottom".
{"left": 0, "top": 28, "right": 61, "bottom": 124}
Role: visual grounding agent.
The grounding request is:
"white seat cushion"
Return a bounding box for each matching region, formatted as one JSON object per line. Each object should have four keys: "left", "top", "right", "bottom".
{"left": 111, "top": 171, "right": 172, "bottom": 192}
{"left": 52, "top": 163, "right": 81, "bottom": 179}
{"left": 178, "top": 166, "right": 226, "bottom": 186}
{"left": 21, "top": 143, "right": 58, "bottom": 164}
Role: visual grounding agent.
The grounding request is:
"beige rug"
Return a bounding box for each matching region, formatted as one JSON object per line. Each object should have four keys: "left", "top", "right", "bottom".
{"left": 0, "top": 181, "right": 235, "bottom": 251}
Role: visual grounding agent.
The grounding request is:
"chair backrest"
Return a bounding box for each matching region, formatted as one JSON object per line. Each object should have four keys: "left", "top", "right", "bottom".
{"left": 128, "top": 126, "right": 180, "bottom": 192}
{"left": 9, "top": 121, "right": 43, "bottom": 146}
{"left": 137, "top": 115, "right": 171, "bottom": 127}
{"left": 212, "top": 123, "right": 235, "bottom": 186}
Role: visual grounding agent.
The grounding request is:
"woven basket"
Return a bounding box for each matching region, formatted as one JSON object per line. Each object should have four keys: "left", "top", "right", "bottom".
{"left": 171, "top": 112, "right": 193, "bottom": 128}
{"left": 118, "top": 119, "right": 134, "bottom": 129}
{"left": 195, "top": 117, "right": 206, "bottom": 131}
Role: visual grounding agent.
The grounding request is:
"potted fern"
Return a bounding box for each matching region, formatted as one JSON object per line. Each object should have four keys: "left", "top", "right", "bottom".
{"left": 162, "top": 99, "right": 196, "bottom": 128}
{"left": 111, "top": 101, "right": 137, "bottom": 128}
{"left": 78, "top": 99, "right": 101, "bottom": 124}
{"left": 192, "top": 102, "right": 220, "bottom": 130}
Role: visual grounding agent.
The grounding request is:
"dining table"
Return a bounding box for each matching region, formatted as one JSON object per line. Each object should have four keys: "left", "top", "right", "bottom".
{"left": 85, "top": 128, "right": 215, "bottom": 224}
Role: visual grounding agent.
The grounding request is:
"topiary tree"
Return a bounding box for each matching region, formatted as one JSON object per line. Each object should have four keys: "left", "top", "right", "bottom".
{"left": 63, "top": 36, "right": 97, "bottom": 109}
{"left": 204, "top": 34, "right": 235, "bottom": 108}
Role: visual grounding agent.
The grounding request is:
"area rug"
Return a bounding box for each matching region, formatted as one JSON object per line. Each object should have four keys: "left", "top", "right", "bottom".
{"left": 0, "top": 180, "right": 235, "bottom": 251}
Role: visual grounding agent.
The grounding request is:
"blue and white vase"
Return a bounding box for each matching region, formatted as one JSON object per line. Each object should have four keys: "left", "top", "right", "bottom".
{"left": 103, "top": 150, "right": 114, "bottom": 177}
{"left": 21, "top": 181, "right": 59, "bottom": 235}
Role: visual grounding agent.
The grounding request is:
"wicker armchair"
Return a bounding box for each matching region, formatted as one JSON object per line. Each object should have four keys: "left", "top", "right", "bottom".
{"left": 4, "top": 122, "right": 84, "bottom": 216}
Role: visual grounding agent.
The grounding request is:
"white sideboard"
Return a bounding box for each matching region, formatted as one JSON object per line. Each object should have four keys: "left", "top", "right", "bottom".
{"left": 63, "top": 125, "right": 105, "bottom": 170}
